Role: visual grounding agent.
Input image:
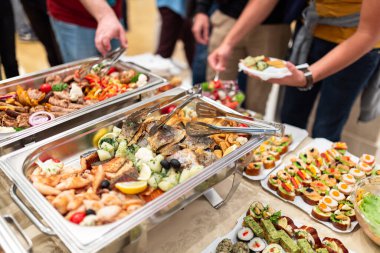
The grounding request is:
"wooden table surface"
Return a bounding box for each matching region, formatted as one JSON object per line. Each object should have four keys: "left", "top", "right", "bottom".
{"left": 1, "top": 138, "right": 379, "bottom": 253}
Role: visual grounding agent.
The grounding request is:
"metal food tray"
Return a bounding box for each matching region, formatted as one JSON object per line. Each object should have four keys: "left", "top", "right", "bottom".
{"left": 0, "top": 87, "right": 274, "bottom": 253}
{"left": 0, "top": 57, "right": 166, "bottom": 151}
{"left": 260, "top": 138, "right": 359, "bottom": 233}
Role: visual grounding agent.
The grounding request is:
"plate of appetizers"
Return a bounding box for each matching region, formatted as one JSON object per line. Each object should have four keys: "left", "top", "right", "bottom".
{"left": 239, "top": 56, "right": 291, "bottom": 81}
{"left": 244, "top": 124, "right": 308, "bottom": 181}
{"left": 202, "top": 201, "right": 354, "bottom": 253}
{"left": 261, "top": 138, "right": 378, "bottom": 233}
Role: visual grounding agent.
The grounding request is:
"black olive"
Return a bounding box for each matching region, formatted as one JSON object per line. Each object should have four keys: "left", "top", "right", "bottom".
{"left": 214, "top": 145, "right": 221, "bottom": 150}
{"left": 305, "top": 188, "right": 313, "bottom": 193}
{"left": 273, "top": 176, "right": 278, "bottom": 180}
{"left": 100, "top": 180, "right": 110, "bottom": 189}
{"left": 160, "top": 160, "right": 170, "bottom": 170}
{"left": 86, "top": 209, "right": 96, "bottom": 216}
{"left": 204, "top": 148, "right": 211, "bottom": 152}
{"left": 170, "top": 159, "right": 181, "bottom": 170}
{"left": 328, "top": 175, "right": 334, "bottom": 179}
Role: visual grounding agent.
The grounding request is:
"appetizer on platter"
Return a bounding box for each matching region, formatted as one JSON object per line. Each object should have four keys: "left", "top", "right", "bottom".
{"left": 211, "top": 201, "right": 349, "bottom": 253}
{"left": 245, "top": 135, "right": 293, "bottom": 177}
{"left": 0, "top": 64, "right": 149, "bottom": 133}
{"left": 29, "top": 105, "right": 250, "bottom": 226}
{"left": 264, "top": 140, "right": 377, "bottom": 231}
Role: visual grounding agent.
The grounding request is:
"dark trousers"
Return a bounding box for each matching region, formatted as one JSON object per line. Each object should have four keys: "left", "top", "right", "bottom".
{"left": 20, "top": 0, "right": 63, "bottom": 66}
{"left": 0, "top": 0, "right": 19, "bottom": 79}
{"left": 156, "top": 7, "right": 195, "bottom": 67}
{"left": 281, "top": 37, "right": 380, "bottom": 141}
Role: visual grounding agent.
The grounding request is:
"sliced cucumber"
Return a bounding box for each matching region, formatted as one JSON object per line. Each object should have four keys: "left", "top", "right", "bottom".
{"left": 115, "top": 140, "right": 127, "bottom": 158}
{"left": 101, "top": 142, "right": 115, "bottom": 156}
{"left": 97, "top": 150, "right": 112, "bottom": 161}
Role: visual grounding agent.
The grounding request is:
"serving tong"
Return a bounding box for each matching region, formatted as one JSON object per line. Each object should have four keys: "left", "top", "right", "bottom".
{"left": 77, "top": 47, "right": 126, "bottom": 79}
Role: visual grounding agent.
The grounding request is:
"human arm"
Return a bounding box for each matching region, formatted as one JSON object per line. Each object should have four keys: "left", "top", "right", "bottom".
{"left": 263, "top": 0, "right": 380, "bottom": 87}
{"left": 80, "top": 0, "right": 128, "bottom": 55}
{"left": 192, "top": 0, "right": 213, "bottom": 44}
{"left": 208, "top": 0, "right": 279, "bottom": 71}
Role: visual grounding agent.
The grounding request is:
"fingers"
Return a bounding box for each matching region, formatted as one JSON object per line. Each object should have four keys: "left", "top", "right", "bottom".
{"left": 101, "top": 36, "right": 111, "bottom": 56}
{"left": 286, "top": 61, "right": 298, "bottom": 75}
{"left": 118, "top": 27, "right": 128, "bottom": 49}
{"left": 193, "top": 26, "right": 207, "bottom": 45}
{"left": 95, "top": 35, "right": 107, "bottom": 56}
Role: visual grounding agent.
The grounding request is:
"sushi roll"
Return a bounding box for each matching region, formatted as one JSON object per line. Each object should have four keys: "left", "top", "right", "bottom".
{"left": 232, "top": 241, "right": 250, "bottom": 253}
{"left": 246, "top": 162, "right": 262, "bottom": 176}
{"left": 216, "top": 238, "right": 233, "bottom": 253}
{"left": 248, "top": 237, "right": 266, "bottom": 252}
{"left": 237, "top": 227, "right": 254, "bottom": 242}
{"left": 263, "top": 155, "right": 276, "bottom": 169}
{"left": 262, "top": 244, "right": 284, "bottom": 253}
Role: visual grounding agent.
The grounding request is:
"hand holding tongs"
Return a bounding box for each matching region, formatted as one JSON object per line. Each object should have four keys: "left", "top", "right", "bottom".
{"left": 78, "top": 47, "right": 126, "bottom": 79}
{"left": 186, "top": 122, "right": 281, "bottom": 137}
{"left": 148, "top": 85, "right": 202, "bottom": 135}
{"left": 196, "top": 102, "right": 284, "bottom": 134}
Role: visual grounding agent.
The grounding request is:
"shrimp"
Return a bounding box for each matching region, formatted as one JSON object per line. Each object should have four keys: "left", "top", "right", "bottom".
{"left": 97, "top": 205, "right": 122, "bottom": 223}
{"left": 33, "top": 182, "right": 61, "bottom": 196}
{"left": 56, "top": 176, "right": 90, "bottom": 191}
{"left": 52, "top": 190, "right": 75, "bottom": 214}
{"left": 92, "top": 165, "right": 105, "bottom": 192}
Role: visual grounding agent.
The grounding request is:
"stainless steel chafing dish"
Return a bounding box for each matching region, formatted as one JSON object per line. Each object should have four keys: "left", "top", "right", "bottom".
{"left": 0, "top": 58, "right": 166, "bottom": 153}
{"left": 0, "top": 87, "right": 278, "bottom": 252}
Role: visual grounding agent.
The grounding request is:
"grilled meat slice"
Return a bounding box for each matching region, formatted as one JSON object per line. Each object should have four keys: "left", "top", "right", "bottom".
{"left": 53, "top": 91, "right": 70, "bottom": 100}
{"left": 49, "top": 96, "right": 69, "bottom": 108}
{"left": 159, "top": 143, "right": 181, "bottom": 156}
{"left": 92, "top": 157, "right": 126, "bottom": 173}
{"left": 16, "top": 114, "right": 30, "bottom": 128}
{"left": 110, "top": 162, "right": 139, "bottom": 186}
{"left": 80, "top": 150, "right": 100, "bottom": 171}
{"left": 68, "top": 103, "right": 85, "bottom": 110}
{"left": 180, "top": 136, "right": 214, "bottom": 150}
{"left": 120, "top": 108, "right": 151, "bottom": 142}
{"left": 51, "top": 111, "right": 70, "bottom": 117}
{"left": 5, "top": 109, "right": 20, "bottom": 118}
{"left": 195, "top": 149, "right": 217, "bottom": 167}
{"left": 27, "top": 88, "right": 45, "bottom": 101}
{"left": 1, "top": 114, "right": 17, "bottom": 127}
{"left": 47, "top": 105, "right": 76, "bottom": 113}
{"left": 29, "top": 105, "right": 45, "bottom": 113}
{"left": 148, "top": 125, "right": 186, "bottom": 151}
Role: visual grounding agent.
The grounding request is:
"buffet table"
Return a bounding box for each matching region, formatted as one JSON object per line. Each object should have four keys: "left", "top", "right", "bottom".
{"left": 1, "top": 137, "right": 379, "bottom": 253}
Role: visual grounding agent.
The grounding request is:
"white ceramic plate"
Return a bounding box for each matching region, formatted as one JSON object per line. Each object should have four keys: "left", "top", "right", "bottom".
{"left": 244, "top": 124, "right": 308, "bottom": 181}
{"left": 238, "top": 58, "right": 291, "bottom": 81}
{"left": 260, "top": 138, "right": 359, "bottom": 233}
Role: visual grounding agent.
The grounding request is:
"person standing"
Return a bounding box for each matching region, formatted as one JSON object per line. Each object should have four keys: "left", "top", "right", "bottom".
{"left": 155, "top": 0, "right": 195, "bottom": 67}
{"left": 0, "top": 0, "right": 19, "bottom": 79}
{"left": 47, "top": 0, "right": 127, "bottom": 63}
{"left": 197, "top": 0, "right": 297, "bottom": 115}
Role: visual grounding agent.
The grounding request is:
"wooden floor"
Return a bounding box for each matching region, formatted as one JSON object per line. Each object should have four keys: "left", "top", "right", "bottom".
{"left": 7, "top": 0, "right": 186, "bottom": 76}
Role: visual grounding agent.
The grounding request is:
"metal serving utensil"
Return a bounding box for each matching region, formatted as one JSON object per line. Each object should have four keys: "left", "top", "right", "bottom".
{"left": 77, "top": 47, "right": 126, "bottom": 79}
{"left": 196, "top": 102, "right": 284, "bottom": 133}
{"left": 148, "top": 85, "right": 202, "bottom": 135}
{"left": 185, "top": 122, "right": 279, "bottom": 137}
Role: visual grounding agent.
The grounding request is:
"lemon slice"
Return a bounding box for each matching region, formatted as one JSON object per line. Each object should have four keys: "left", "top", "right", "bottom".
{"left": 92, "top": 128, "right": 109, "bottom": 147}
{"left": 115, "top": 181, "right": 148, "bottom": 195}
{"left": 138, "top": 163, "right": 152, "bottom": 181}
{"left": 224, "top": 144, "right": 238, "bottom": 156}
{"left": 97, "top": 132, "right": 117, "bottom": 148}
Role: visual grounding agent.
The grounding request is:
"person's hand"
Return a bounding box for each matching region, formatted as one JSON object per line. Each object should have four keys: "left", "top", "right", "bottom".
{"left": 208, "top": 43, "right": 232, "bottom": 72}
{"left": 192, "top": 13, "right": 210, "bottom": 45}
{"left": 95, "top": 13, "right": 128, "bottom": 55}
{"left": 245, "top": 62, "right": 307, "bottom": 87}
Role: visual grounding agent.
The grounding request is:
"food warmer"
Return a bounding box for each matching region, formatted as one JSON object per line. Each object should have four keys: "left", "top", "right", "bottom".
{"left": 0, "top": 86, "right": 283, "bottom": 252}
{"left": 0, "top": 58, "right": 166, "bottom": 154}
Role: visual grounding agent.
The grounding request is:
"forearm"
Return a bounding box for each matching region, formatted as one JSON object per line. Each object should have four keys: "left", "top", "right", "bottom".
{"left": 310, "top": 32, "right": 379, "bottom": 82}
{"left": 222, "top": 0, "right": 278, "bottom": 48}
{"left": 80, "top": 0, "right": 115, "bottom": 22}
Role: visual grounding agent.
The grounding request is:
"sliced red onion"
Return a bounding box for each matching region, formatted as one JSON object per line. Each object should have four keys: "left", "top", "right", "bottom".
{"left": 0, "top": 94, "right": 16, "bottom": 100}
{"left": 29, "top": 111, "right": 55, "bottom": 126}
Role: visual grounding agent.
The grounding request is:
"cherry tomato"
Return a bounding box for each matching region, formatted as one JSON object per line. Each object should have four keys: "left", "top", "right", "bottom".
{"left": 213, "top": 80, "right": 222, "bottom": 89}
{"left": 39, "top": 83, "right": 52, "bottom": 93}
{"left": 161, "top": 105, "right": 176, "bottom": 114}
{"left": 238, "top": 123, "right": 248, "bottom": 128}
{"left": 107, "top": 67, "right": 117, "bottom": 75}
{"left": 52, "top": 158, "right": 61, "bottom": 163}
{"left": 70, "top": 212, "right": 86, "bottom": 224}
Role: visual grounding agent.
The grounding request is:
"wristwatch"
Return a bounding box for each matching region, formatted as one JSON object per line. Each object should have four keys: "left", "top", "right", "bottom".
{"left": 296, "top": 63, "right": 314, "bottom": 91}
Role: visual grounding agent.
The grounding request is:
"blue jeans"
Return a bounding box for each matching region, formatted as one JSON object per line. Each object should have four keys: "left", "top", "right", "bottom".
{"left": 50, "top": 17, "right": 120, "bottom": 63}
{"left": 281, "top": 37, "right": 380, "bottom": 141}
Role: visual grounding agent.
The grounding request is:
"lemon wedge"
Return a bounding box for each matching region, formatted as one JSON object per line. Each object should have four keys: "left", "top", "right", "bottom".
{"left": 115, "top": 181, "right": 148, "bottom": 195}
{"left": 92, "top": 128, "right": 109, "bottom": 147}
{"left": 138, "top": 163, "right": 152, "bottom": 181}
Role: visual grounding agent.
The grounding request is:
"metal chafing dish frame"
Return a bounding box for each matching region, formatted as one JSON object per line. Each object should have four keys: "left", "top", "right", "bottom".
{"left": 0, "top": 57, "right": 166, "bottom": 151}
{"left": 0, "top": 87, "right": 272, "bottom": 253}
{"left": 0, "top": 215, "right": 32, "bottom": 253}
